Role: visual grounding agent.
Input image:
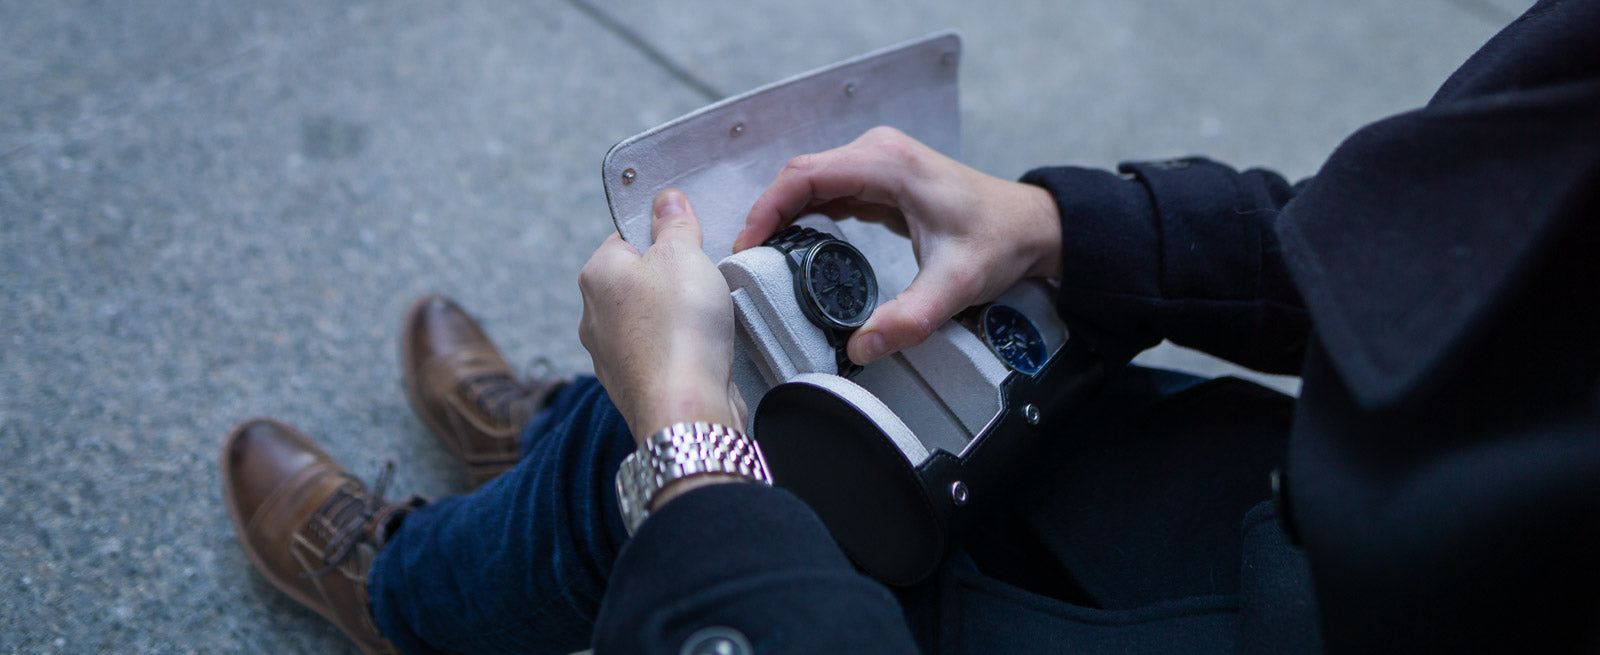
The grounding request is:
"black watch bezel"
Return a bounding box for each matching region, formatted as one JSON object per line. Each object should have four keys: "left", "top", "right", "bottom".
{"left": 795, "top": 239, "right": 878, "bottom": 332}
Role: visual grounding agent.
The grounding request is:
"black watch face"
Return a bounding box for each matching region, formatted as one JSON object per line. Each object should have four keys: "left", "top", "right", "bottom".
{"left": 982, "top": 304, "right": 1047, "bottom": 375}
{"left": 801, "top": 241, "right": 877, "bottom": 328}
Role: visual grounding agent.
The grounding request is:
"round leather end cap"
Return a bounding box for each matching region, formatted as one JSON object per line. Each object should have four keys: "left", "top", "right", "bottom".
{"left": 753, "top": 379, "right": 944, "bottom": 585}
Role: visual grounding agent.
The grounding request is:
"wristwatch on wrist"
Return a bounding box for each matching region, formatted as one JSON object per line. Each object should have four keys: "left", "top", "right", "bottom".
{"left": 763, "top": 225, "right": 880, "bottom": 378}
{"left": 615, "top": 421, "right": 773, "bottom": 536}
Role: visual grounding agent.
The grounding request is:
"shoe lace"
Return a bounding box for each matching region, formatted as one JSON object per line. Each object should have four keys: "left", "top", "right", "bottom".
{"left": 300, "top": 460, "right": 395, "bottom": 579}
{"left": 457, "top": 372, "right": 533, "bottom": 426}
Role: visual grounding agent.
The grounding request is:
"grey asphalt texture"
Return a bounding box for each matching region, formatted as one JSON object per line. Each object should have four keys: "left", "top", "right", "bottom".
{"left": 1, "top": 0, "right": 1523, "bottom": 652}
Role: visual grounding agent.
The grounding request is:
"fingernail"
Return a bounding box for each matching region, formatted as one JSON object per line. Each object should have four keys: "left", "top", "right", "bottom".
{"left": 856, "top": 331, "right": 887, "bottom": 364}
{"left": 655, "top": 190, "right": 687, "bottom": 219}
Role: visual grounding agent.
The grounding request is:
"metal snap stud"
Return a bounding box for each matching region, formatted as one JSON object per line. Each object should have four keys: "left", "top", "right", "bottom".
{"left": 1022, "top": 403, "right": 1041, "bottom": 426}
{"left": 730, "top": 122, "right": 744, "bottom": 137}
{"left": 621, "top": 168, "right": 637, "bottom": 185}
{"left": 950, "top": 481, "right": 969, "bottom": 507}
{"left": 680, "top": 626, "right": 752, "bottom": 655}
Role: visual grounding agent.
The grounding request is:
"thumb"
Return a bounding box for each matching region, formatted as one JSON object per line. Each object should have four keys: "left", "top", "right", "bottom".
{"left": 651, "top": 188, "right": 703, "bottom": 249}
{"left": 847, "top": 264, "right": 978, "bottom": 365}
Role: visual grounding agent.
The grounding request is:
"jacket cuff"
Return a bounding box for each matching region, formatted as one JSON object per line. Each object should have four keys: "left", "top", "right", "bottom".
{"left": 1115, "top": 158, "right": 1269, "bottom": 305}
{"left": 593, "top": 483, "right": 917, "bottom": 654}
{"left": 1020, "top": 165, "right": 1164, "bottom": 357}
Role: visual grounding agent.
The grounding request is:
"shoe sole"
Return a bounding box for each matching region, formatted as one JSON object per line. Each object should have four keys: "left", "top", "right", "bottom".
{"left": 219, "top": 418, "right": 390, "bottom": 655}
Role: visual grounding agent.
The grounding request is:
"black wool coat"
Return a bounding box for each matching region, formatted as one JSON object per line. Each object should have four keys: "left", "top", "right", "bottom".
{"left": 594, "top": 1, "right": 1600, "bottom": 652}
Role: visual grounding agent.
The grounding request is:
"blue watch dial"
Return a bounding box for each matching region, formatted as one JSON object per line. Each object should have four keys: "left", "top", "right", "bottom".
{"left": 982, "top": 304, "right": 1046, "bottom": 375}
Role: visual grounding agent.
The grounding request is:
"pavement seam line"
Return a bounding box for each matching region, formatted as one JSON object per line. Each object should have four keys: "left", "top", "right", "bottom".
{"left": 565, "top": 0, "right": 725, "bottom": 102}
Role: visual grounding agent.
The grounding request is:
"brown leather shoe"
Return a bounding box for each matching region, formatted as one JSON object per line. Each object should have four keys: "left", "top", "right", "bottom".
{"left": 400, "top": 294, "right": 565, "bottom": 488}
{"left": 220, "top": 418, "right": 421, "bottom": 655}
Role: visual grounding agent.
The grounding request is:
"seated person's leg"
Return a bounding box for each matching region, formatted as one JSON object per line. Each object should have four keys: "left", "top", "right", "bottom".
{"left": 367, "top": 296, "right": 634, "bottom": 654}
{"left": 221, "top": 419, "right": 426, "bottom": 655}
{"left": 221, "top": 295, "right": 634, "bottom": 655}
{"left": 369, "top": 376, "right": 631, "bottom": 654}
{"left": 399, "top": 295, "right": 569, "bottom": 489}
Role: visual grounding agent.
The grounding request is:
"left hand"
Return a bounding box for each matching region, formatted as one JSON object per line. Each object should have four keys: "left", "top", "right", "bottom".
{"left": 578, "top": 189, "right": 745, "bottom": 445}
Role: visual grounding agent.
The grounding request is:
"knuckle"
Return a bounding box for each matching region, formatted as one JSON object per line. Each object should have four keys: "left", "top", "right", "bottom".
{"left": 664, "top": 217, "right": 695, "bottom": 236}
{"left": 884, "top": 300, "right": 936, "bottom": 346}
{"left": 652, "top": 237, "right": 684, "bottom": 260}
{"left": 783, "top": 153, "right": 817, "bottom": 173}
{"left": 863, "top": 125, "right": 906, "bottom": 142}
{"left": 870, "top": 138, "right": 920, "bottom": 171}
{"left": 901, "top": 317, "right": 936, "bottom": 346}
{"left": 576, "top": 262, "right": 600, "bottom": 292}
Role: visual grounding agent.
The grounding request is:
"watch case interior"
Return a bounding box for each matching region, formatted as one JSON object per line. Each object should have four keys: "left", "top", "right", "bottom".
{"left": 600, "top": 31, "right": 1111, "bottom": 584}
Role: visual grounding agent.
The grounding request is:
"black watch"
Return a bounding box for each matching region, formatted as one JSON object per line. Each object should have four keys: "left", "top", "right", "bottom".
{"left": 763, "top": 226, "right": 879, "bottom": 378}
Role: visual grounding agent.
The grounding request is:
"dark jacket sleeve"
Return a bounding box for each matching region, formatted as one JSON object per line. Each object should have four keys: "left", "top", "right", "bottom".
{"left": 1020, "top": 160, "right": 1310, "bottom": 375}
{"left": 1272, "top": 1, "right": 1600, "bottom": 651}
{"left": 592, "top": 483, "right": 919, "bottom": 655}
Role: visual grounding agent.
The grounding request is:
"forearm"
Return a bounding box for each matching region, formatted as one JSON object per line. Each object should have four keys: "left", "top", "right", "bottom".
{"left": 594, "top": 483, "right": 921, "bottom": 654}
{"left": 1022, "top": 159, "right": 1311, "bottom": 375}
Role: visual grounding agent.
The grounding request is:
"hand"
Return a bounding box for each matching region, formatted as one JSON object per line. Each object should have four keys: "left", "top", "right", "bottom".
{"left": 734, "top": 127, "right": 1063, "bottom": 365}
{"left": 578, "top": 189, "right": 745, "bottom": 444}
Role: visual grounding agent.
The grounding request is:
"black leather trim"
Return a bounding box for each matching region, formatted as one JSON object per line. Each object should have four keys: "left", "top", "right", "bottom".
{"left": 754, "top": 382, "right": 944, "bottom": 585}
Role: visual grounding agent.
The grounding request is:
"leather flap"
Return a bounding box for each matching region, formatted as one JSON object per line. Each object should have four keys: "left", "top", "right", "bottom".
{"left": 602, "top": 31, "right": 962, "bottom": 262}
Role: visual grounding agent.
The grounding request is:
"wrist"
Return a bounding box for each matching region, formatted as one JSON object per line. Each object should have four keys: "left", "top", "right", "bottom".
{"left": 615, "top": 420, "right": 772, "bottom": 535}
{"left": 1014, "top": 182, "right": 1064, "bottom": 280}
{"left": 649, "top": 473, "right": 745, "bottom": 510}
{"left": 629, "top": 379, "right": 741, "bottom": 445}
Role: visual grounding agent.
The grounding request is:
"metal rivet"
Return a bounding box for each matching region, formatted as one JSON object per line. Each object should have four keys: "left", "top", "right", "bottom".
{"left": 680, "top": 626, "right": 752, "bottom": 655}
{"left": 1023, "top": 403, "right": 1041, "bottom": 426}
{"left": 950, "top": 481, "right": 969, "bottom": 507}
{"left": 844, "top": 82, "right": 857, "bottom": 97}
{"left": 941, "top": 52, "right": 956, "bottom": 67}
{"left": 729, "top": 122, "right": 744, "bottom": 137}
{"left": 621, "top": 168, "right": 636, "bottom": 184}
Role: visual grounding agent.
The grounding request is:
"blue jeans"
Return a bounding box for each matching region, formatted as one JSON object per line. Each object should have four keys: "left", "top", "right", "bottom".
{"left": 366, "top": 367, "right": 1225, "bottom": 654}
{"left": 368, "top": 377, "right": 634, "bottom": 654}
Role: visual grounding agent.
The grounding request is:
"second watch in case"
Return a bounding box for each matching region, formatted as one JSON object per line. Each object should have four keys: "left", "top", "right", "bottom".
{"left": 980, "top": 303, "right": 1047, "bottom": 375}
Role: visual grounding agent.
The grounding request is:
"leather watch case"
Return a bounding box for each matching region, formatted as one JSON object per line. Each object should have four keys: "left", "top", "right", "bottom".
{"left": 602, "top": 32, "right": 1111, "bottom": 585}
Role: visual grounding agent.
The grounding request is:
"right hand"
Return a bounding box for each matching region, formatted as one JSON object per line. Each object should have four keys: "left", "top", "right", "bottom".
{"left": 734, "top": 127, "right": 1064, "bottom": 365}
